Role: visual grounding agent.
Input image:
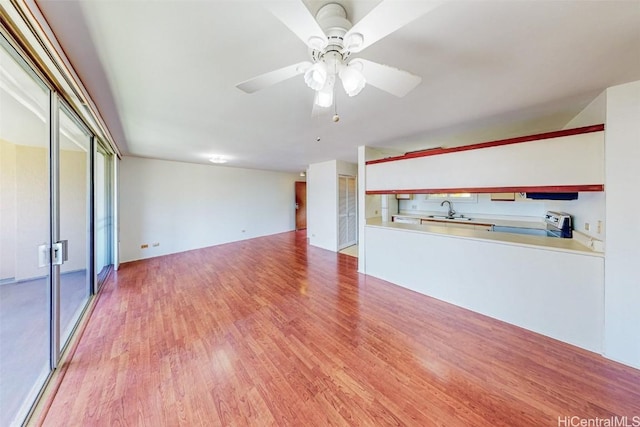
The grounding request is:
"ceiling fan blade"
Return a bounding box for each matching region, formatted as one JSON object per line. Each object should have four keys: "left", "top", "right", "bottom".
{"left": 236, "top": 61, "right": 311, "bottom": 93}
{"left": 264, "top": 1, "right": 328, "bottom": 50}
{"left": 344, "top": 0, "right": 444, "bottom": 53}
{"left": 353, "top": 59, "right": 422, "bottom": 98}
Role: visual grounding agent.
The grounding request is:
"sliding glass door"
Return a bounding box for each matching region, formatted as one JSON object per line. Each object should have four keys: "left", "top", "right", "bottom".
{"left": 0, "top": 33, "right": 112, "bottom": 426}
{"left": 58, "top": 106, "right": 92, "bottom": 349}
{"left": 95, "top": 144, "right": 113, "bottom": 287}
{"left": 0, "top": 35, "right": 52, "bottom": 427}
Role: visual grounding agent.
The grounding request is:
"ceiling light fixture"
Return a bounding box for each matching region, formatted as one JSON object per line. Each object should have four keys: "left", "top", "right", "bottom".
{"left": 304, "top": 62, "right": 328, "bottom": 91}
{"left": 209, "top": 156, "right": 227, "bottom": 164}
{"left": 339, "top": 64, "right": 366, "bottom": 97}
{"left": 313, "top": 75, "right": 335, "bottom": 107}
{"left": 307, "top": 36, "right": 327, "bottom": 51}
{"left": 306, "top": 51, "right": 366, "bottom": 108}
{"left": 237, "top": 2, "right": 426, "bottom": 117}
{"left": 343, "top": 32, "right": 364, "bottom": 51}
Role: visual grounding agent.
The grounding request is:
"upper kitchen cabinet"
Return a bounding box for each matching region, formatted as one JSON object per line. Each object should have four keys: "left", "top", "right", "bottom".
{"left": 365, "top": 125, "right": 604, "bottom": 194}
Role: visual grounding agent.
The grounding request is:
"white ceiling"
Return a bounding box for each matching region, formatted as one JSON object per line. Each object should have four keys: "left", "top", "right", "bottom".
{"left": 34, "top": 0, "right": 640, "bottom": 172}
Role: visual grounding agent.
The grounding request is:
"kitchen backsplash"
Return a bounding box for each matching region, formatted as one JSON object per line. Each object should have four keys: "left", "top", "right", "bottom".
{"left": 398, "top": 192, "right": 605, "bottom": 240}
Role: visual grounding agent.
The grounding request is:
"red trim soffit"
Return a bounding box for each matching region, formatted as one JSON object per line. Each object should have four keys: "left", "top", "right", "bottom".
{"left": 365, "top": 185, "right": 605, "bottom": 195}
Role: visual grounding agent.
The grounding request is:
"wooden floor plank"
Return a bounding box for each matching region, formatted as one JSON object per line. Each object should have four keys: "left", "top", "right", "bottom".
{"left": 38, "top": 231, "right": 640, "bottom": 426}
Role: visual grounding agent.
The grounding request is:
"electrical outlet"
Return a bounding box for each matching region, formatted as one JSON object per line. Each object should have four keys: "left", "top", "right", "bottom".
{"left": 411, "top": 204, "right": 417, "bottom": 209}
{"left": 141, "top": 244, "right": 148, "bottom": 249}
{"left": 584, "top": 223, "right": 590, "bottom": 231}
{"left": 597, "top": 220, "right": 602, "bottom": 234}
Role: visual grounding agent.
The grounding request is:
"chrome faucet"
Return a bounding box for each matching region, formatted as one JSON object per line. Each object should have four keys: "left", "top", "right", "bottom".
{"left": 441, "top": 200, "right": 455, "bottom": 218}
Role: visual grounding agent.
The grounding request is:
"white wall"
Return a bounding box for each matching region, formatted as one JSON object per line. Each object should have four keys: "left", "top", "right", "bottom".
{"left": 365, "top": 226, "right": 604, "bottom": 353}
{"left": 307, "top": 159, "right": 357, "bottom": 252}
{"left": 119, "top": 156, "right": 298, "bottom": 262}
{"left": 358, "top": 147, "right": 366, "bottom": 271}
{"left": 308, "top": 160, "right": 338, "bottom": 251}
{"left": 364, "top": 195, "right": 382, "bottom": 219}
{"left": 366, "top": 131, "right": 604, "bottom": 191}
{"left": 337, "top": 160, "right": 357, "bottom": 177}
{"left": 358, "top": 147, "right": 401, "bottom": 271}
{"left": 604, "top": 80, "right": 640, "bottom": 369}
{"left": 563, "top": 91, "right": 606, "bottom": 129}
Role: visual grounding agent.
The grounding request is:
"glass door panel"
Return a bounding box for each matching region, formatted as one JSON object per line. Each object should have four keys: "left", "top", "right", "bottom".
{"left": 58, "top": 107, "right": 91, "bottom": 347}
{"left": 96, "top": 145, "right": 112, "bottom": 286}
{"left": 0, "top": 37, "right": 51, "bottom": 427}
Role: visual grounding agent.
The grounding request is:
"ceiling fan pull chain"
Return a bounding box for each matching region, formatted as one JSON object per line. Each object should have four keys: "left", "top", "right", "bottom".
{"left": 333, "top": 61, "right": 340, "bottom": 122}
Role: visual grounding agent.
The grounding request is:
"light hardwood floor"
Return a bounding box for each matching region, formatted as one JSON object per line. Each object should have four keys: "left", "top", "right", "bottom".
{"left": 37, "top": 231, "right": 640, "bottom": 426}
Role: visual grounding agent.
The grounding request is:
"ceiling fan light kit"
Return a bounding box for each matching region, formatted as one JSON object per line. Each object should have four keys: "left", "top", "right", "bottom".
{"left": 339, "top": 65, "right": 366, "bottom": 97}
{"left": 237, "top": 1, "right": 435, "bottom": 117}
{"left": 304, "top": 62, "right": 328, "bottom": 91}
{"left": 314, "top": 75, "right": 335, "bottom": 108}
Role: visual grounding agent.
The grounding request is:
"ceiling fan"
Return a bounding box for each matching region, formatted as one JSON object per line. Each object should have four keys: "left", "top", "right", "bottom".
{"left": 236, "top": 1, "right": 443, "bottom": 114}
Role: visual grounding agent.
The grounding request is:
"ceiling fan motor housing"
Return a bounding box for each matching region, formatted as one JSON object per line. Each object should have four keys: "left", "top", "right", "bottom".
{"left": 310, "top": 3, "right": 353, "bottom": 69}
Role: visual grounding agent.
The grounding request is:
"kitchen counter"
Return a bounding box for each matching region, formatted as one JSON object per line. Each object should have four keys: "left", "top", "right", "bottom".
{"left": 392, "top": 214, "right": 545, "bottom": 229}
{"left": 369, "top": 217, "right": 602, "bottom": 257}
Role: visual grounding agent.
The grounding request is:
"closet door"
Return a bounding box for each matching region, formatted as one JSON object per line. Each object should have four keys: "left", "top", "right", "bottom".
{"left": 338, "top": 175, "right": 357, "bottom": 249}
{"left": 346, "top": 176, "right": 357, "bottom": 245}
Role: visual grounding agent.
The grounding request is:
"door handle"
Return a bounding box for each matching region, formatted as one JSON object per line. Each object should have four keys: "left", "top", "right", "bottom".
{"left": 52, "top": 240, "right": 68, "bottom": 266}
{"left": 52, "top": 242, "right": 63, "bottom": 265}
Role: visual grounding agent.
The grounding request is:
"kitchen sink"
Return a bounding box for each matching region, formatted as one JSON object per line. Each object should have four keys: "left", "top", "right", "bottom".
{"left": 427, "top": 215, "right": 473, "bottom": 221}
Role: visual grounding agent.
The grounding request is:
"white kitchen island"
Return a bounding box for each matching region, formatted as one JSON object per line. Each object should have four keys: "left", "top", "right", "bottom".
{"left": 365, "top": 219, "right": 604, "bottom": 353}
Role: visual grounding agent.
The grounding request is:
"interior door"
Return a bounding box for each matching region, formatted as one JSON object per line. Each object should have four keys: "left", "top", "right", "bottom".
{"left": 338, "top": 175, "right": 357, "bottom": 249}
{"left": 346, "top": 176, "right": 357, "bottom": 244}
{"left": 295, "top": 181, "right": 307, "bottom": 230}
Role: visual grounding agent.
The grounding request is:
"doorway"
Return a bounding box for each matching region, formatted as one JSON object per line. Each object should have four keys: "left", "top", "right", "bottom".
{"left": 295, "top": 181, "right": 307, "bottom": 230}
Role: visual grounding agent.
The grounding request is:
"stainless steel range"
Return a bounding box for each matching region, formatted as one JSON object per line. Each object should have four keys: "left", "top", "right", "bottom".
{"left": 493, "top": 211, "right": 573, "bottom": 238}
{"left": 544, "top": 211, "right": 573, "bottom": 238}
